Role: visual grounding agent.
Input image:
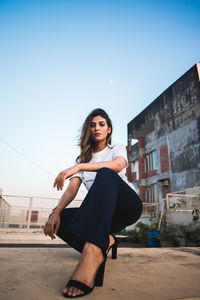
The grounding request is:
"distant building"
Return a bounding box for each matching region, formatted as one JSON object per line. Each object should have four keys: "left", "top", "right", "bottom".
{"left": 0, "top": 189, "right": 11, "bottom": 228}
{"left": 126, "top": 63, "right": 200, "bottom": 205}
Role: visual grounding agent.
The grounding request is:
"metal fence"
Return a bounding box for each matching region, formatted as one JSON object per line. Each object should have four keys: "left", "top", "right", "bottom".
{"left": 0, "top": 194, "right": 161, "bottom": 230}
{"left": 0, "top": 194, "right": 82, "bottom": 230}
{"left": 165, "top": 193, "right": 200, "bottom": 224}
{"left": 141, "top": 202, "right": 160, "bottom": 218}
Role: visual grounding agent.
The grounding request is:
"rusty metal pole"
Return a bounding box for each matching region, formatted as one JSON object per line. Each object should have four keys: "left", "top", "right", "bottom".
{"left": 158, "top": 200, "right": 165, "bottom": 231}
{"left": 27, "top": 197, "right": 33, "bottom": 229}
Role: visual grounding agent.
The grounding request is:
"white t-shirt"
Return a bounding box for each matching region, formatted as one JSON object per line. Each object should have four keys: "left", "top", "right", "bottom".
{"left": 69, "top": 143, "right": 136, "bottom": 192}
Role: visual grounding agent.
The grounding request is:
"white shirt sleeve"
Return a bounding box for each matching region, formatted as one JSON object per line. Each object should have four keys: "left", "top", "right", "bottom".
{"left": 112, "top": 143, "right": 129, "bottom": 168}
{"left": 69, "top": 158, "right": 83, "bottom": 181}
{"left": 69, "top": 171, "right": 83, "bottom": 181}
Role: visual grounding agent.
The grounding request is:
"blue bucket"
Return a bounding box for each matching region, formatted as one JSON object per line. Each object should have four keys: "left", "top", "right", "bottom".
{"left": 148, "top": 230, "right": 161, "bottom": 247}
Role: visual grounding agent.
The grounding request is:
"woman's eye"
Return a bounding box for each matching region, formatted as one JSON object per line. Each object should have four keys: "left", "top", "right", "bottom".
{"left": 90, "top": 123, "right": 105, "bottom": 127}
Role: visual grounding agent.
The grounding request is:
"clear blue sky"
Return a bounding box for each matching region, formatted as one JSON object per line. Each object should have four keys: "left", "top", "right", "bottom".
{"left": 0, "top": 0, "right": 200, "bottom": 199}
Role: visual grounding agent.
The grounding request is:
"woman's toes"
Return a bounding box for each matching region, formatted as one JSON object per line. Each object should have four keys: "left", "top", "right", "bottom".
{"left": 75, "top": 288, "right": 81, "bottom": 295}
{"left": 72, "top": 287, "right": 76, "bottom": 296}
{"left": 62, "top": 287, "right": 68, "bottom": 294}
{"left": 65, "top": 286, "right": 72, "bottom": 296}
{"left": 69, "top": 287, "right": 74, "bottom": 296}
{"left": 62, "top": 286, "right": 83, "bottom": 296}
{"left": 72, "top": 287, "right": 80, "bottom": 296}
{"left": 79, "top": 289, "right": 84, "bottom": 295}
{"left": 77, "top": 288, "right": 83, "bottom": 295}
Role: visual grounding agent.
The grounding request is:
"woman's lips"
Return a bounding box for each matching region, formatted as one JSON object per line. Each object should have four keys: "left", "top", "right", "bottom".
{"left": 95, "top": 133, "right": 101, "bottom": 136}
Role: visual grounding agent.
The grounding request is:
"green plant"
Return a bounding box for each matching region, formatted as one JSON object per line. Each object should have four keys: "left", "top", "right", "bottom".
{"left": 158, "top": 212, "right": 178, "bottom": 245}
{"left": 159, "top": 223, "right": 177, "bottom": 242}
{"left": 158, "top": 210, "right": 200, "bottom": 246}
{"left": 129, "top": 221, "right": 157, "bottom": 246}
{"left": 120, "top": 209, "right": 160, "bottom": 246}
{"left": 173, "top": 222, "right": 200, "bottom": 246}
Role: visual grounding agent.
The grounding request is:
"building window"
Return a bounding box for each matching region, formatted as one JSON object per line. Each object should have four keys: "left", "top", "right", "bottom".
{"left": 145, "top": 188, "right": 151, "bottom": 203}
{"left": 26, "top": 210, "right": 39, "bottom": 223}
{"left": 152, "top": 183, "right": 159, "bottom": 203}
{"left": 145, "top": 155, "right": 150, "bottom": 172}
{"left": 145, "top": 150, "right": 157, "bottom": 171}
{"left": 131, "top": 160, "right": 139, "bottom": 181}
{"left": 145, "top": 184, "right": 158, "bottom": 204}
{"left": 151, "top": 150, "right": 157, "bottom": 170}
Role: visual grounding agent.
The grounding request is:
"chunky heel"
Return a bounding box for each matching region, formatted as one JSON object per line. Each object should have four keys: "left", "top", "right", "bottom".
{"left": 64, "top": 254, "right": 108, "bottom": 298}
{"left": 107, "top": 234, "right": 118, "bottom": 259}
{"left": 94, "top": 256, "right": 107, "bottom": 287}
{"left": 112, "top": 244, "right": 117, "bottom": 259}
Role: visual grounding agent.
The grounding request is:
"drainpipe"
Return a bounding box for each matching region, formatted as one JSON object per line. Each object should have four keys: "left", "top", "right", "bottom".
{"left": 167, "top": 135, "right": 172, "bottom": 189}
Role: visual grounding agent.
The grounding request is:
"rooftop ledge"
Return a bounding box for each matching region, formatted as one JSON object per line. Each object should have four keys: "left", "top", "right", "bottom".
{"left": 1, "top": 232, "right": 200, "bottom": 300}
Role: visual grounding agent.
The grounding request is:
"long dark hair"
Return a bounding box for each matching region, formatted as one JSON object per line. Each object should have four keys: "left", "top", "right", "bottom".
{"left": 76, "top": 108, "right": 113, "bottom": 163}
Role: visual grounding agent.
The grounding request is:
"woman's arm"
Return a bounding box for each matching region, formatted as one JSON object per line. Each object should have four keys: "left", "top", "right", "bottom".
{"left": 43, "top": 177, "right": 81, "bottom": 239}
{"left": 54, "top": 156, "right": 126, "bottom": 190}
{"left": 53, "top": 176, "right": 82, "bottom": 213}
{"left": 78, "top": 156, "right": 126, "bottom": 173}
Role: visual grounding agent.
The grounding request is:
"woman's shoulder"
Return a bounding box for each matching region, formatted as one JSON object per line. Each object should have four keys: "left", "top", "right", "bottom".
{"left": 108, "top": 143, "right": 126, "bottom": 151}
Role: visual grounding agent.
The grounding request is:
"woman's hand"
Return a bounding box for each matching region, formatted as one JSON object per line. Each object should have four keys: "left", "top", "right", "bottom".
{"left": 53, "top": 165, "right": 79, "bottom": 190}
{"left": 43, "top": 211, "right": 61, "bottom": 240}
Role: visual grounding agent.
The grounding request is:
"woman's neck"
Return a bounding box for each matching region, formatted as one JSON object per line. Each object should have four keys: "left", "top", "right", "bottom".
{"left": 93, "top": 141, "right": 107, "bottom": 153}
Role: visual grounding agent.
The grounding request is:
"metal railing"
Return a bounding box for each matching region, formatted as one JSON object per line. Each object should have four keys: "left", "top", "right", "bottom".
{"left": 157, "top": 192, "right": 200, "bottom": 229}
{"left": 0, "top": 194, "right": 82, "bottom": 230}
{"left": 0, "top": 194, "right": 161, "bottom": 230}
{"left": 165, "top": 193, "right": 200, "bottom": 224}
{"left": 141, "top": 202, "right": 160, "bottom": 218}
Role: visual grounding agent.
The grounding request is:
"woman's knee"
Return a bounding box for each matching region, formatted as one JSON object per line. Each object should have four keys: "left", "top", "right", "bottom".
{"left": 59, "top": 207, "right": 78, "bottom": 229}
{"left": 96, "top": 167, "right": 115, "bottom": 176}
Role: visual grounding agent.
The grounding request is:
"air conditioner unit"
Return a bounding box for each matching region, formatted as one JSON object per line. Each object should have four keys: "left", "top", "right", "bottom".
{"left": 163, "top": 179, "right": 169, "bottom": 186}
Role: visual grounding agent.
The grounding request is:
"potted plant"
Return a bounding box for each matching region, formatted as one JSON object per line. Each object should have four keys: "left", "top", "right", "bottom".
{"left": 158, "top": 223, "right": 177, "bottom": 247}
{"left": 174, "top": 222, "right": 200, "bottom": 246}
{"left": 130, "top": 221, "right": 159, "bottom": 247}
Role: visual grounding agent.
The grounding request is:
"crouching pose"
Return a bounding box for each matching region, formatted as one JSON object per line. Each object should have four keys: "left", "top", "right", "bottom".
{"left": 43, "top": 108, "right": 143, "bottom": 298}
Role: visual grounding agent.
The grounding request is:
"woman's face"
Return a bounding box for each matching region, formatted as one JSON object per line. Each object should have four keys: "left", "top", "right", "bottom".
{"left": 90, "top": 115, "right": 111, "bottom": 144}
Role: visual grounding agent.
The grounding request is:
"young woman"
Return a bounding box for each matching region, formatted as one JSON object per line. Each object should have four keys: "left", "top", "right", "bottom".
{"left": 43, "top": 108, "right": 143, "bottom": 298}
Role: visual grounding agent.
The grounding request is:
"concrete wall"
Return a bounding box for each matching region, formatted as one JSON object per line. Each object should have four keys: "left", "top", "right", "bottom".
{"left": 169, "top": 118, "right": 200, "bottom": 191}
{"left": 128, "top": 63, "right": 200, "bottom": 140}
{"left": 127, "top": 63, "right": 200, "bottom": 195}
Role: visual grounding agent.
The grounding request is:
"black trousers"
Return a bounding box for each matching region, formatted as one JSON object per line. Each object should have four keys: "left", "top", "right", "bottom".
{"left": 54, "top": 167, "right": 143, "bottom": 257}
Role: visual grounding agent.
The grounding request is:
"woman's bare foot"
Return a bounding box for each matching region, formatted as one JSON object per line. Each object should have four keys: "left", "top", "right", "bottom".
{"left": 62, "top": 242, "right": 104, "bottom": 297}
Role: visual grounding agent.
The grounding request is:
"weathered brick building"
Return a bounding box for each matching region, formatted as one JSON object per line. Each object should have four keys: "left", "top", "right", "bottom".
{"left": 126, "top": 63, "right": 200, "bottom": 205}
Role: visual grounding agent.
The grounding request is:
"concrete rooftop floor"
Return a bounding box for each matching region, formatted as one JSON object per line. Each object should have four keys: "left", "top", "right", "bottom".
{"left": 0, "top": 232, "right": 200, "bottom": 300}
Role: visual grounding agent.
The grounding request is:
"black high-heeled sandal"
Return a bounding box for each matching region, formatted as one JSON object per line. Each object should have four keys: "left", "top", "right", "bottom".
{"left": 63, "top": 253, "right": 107, "bottom": 298}
{"left": 107, "top": 234, "right": 118, "bottom": 259}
